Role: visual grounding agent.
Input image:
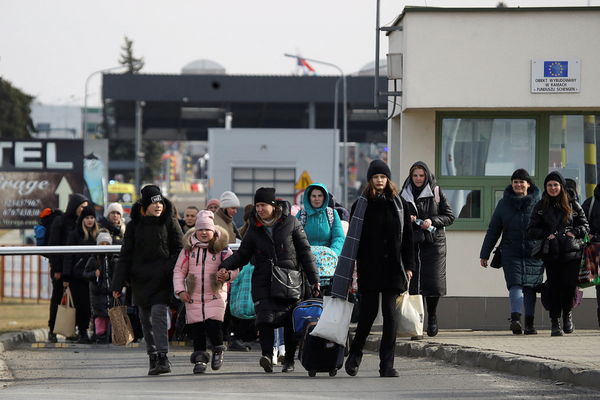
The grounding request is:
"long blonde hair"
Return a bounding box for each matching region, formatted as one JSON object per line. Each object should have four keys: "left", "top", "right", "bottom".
{"left": 82, "top": 219, "right": 100, "bottom": 241}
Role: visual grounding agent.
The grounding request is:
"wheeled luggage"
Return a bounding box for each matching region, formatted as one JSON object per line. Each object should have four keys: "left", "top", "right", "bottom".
{"left": 299, "top": 322, "right": 345, "bottom": 377}
{"left": 292, "top": 298, "right": 323, "bottom": 335}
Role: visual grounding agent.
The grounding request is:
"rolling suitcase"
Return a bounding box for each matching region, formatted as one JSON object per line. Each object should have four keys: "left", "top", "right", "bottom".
{"left": 299, "top": 321, "right": 345, "bottom": 377}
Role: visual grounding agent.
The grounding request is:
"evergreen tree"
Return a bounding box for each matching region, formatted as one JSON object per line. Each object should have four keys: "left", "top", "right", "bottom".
{"left": 119, "top": 36, "right": 144, "bottom": 73}
{"left": 0, "top": 78, "right": 35, "bottom": 138}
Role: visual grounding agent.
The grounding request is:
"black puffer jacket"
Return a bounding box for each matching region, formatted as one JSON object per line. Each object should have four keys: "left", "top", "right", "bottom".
{"left": 111, "top": 198, "right": 184, "bottom": 307}
{"left": 47, "top": 193, "right": 89, "bottom": 274}
{"left": 62, "top": 217, "right": 97, "bottom": 283}
{"left": 220, "top": 200, "right": 318, "bottom": 302}
{"left": 480, "top": 184, "right": 543, "bottom": 289}
{"left": 527, "top": 196, "right": 589, "bottom": 260}
{"left": 581, "top": 185, "right": 600, "bottom": 237}
{"left": 401, "top": 161, "right": 454, "bottom": 296}
{"left": 83, "top": 254, "right": 116, "bottom": 318}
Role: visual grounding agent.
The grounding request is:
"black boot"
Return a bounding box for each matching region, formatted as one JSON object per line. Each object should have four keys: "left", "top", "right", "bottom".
{"left": 562, "top": 311, "right": 574, "bottom": 334}
{"left": 523, "top": 316, "right": 537, "bottom": 335}
{"left": 509, "top": 312, "right": 522, "bottom": 334}
{"left": 228, "top": 337, "right": 250, "bottom": 352}
{"left": 345, "top": 352, "right": 362, "bottom": 376}
{"left": 427, "top": 314, "right": 439, "bottom": 337}
{"left": 190, "top": 350, "right": 210, "bottom": 374}
{"left": 211, "top": 345, "right": 225, "bottom": 371}
{"left": 551, "top": 318, "right": 563, "bottom": 336}
{"left": 155, "top": 353, "right": 171, "bottom": 375}
{"left": 48, "top": 331, "right": 58, "bottom": 343}
{"left": 379, "top": 368, "right": 400, "bottom": 377}
{"left": 77, "top": 333, "right": 92, "bottom": 344}
{"left": 148, "top": 353, "right": 159, "bottom": 375}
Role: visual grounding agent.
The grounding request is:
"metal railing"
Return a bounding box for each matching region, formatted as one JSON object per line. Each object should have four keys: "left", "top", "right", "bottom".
{"left": 0, "top": 244, "right": 240, "bottom": 302}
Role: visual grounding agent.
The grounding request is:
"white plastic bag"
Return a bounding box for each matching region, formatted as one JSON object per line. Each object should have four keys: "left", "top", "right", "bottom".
{"left": 395, "top": 291, "right": 424, "bottom": 337}
{"left": 310, "top": 296, "right": 353, "bottom": 346}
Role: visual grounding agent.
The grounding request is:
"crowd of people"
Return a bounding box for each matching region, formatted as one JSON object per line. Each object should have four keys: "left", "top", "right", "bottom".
{"left": 40, "top": 159, "right": 600, "bottom": 378}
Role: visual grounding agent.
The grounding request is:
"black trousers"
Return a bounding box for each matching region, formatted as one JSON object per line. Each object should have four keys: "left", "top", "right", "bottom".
{"left": 257, "top": 312, "right": 297, "bottom": 363}
{"left": 544, "top": 259, "right": 579, "bottom": 319}
{"left": 349, "top": 290, "right": 399, "bottom": 372}
{"left": 190, "top": 319, "right": 223, "bottom": 352}
{"left": 48, "top": 275, "right": 63, "bottom": 333}
{"left": 68, "top": 280, "right": 91, "bottom": 336}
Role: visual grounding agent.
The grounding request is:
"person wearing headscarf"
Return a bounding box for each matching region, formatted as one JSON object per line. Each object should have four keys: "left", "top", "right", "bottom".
{"left": 400, "top": 161, "right": 454, "bottom": 338}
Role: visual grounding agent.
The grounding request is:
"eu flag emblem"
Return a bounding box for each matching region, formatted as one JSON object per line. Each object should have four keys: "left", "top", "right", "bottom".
{"left": 544, "top": 61, "right": 568, "bottom": 77}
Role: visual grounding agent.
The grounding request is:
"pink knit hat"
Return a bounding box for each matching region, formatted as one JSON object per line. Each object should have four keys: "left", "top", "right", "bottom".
{"left": 195, "top": 210, "right": 216, "bottom": 231}
{"left": 206, "top": 198, "right": 220, "bottom": 209}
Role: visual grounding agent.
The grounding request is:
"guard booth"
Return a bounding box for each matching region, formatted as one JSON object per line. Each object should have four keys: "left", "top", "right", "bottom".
{"left": 386, "top": 6, "right": 600, "bottom": 329}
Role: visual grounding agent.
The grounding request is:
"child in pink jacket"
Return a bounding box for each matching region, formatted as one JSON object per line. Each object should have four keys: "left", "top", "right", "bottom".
{"left": 173, "top": 210, "right": 238, "bottom": 374}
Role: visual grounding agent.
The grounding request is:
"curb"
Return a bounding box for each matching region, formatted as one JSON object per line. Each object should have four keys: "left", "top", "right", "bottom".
{"left": 363, "top": 335, "right": 600, "bottom": 390}
{"left": 0, "top": 329, "right": 47, "bottom": 384}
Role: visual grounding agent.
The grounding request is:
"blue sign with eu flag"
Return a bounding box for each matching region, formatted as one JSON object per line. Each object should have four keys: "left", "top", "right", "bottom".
{"left": 544, "top": 61, "right": 568, "bottom": 77}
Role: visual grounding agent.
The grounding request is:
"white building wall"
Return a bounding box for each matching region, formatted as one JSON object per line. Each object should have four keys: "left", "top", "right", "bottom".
{"left": 208, "top": 128, "right": 339, "bottom": 205}
{"left": 387, "top": 8, "right": 600, "bottom": 301}
{"left": 392, "top": 9, "right": 600, "bottom": 110}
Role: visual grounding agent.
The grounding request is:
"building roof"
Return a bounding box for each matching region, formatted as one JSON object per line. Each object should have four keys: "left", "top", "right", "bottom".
{"left": 389, "top": 6, "right": 600, "bottom": 32}
{"left": 102, "top": 73, "right": 384, "bottom": 104}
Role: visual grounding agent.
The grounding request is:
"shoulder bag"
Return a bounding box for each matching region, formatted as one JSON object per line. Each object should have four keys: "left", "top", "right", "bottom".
{"left": 270, "top": 259, "right": 303, "bottom": 301}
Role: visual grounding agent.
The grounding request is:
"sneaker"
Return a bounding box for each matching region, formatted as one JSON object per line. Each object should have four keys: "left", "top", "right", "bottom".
{"left": 229, "top": 338, "right": 250, "bottom": 352}
{"left": 259, "top": 355, "right": 273, "bottom": 373}
{"left": 211, "top": 346, "right": 225, "bottom": 371}
{"left": 281, "top": 361, "right": 295, "bottom": 373}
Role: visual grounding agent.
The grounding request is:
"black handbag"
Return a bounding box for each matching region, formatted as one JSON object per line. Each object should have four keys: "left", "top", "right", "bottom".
{"left": 270, "top": 262, "right": 303, "bottom": 301}
{"left": 490, "top": 247, "right": 502, "bottom": 269}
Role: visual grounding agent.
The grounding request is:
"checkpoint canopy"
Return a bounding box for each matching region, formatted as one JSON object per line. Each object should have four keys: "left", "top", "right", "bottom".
{"left": 0, "top": 139, "right": 84, "bottom": 229}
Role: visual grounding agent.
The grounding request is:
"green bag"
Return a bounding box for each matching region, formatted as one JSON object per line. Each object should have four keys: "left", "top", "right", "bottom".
{"left": 229, "top": 263, "right": 256, "bottom": 319}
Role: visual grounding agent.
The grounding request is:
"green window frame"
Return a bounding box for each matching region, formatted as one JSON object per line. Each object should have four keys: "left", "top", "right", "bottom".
{"left": 435, "top": 111, "right": 549, "bottom": 231}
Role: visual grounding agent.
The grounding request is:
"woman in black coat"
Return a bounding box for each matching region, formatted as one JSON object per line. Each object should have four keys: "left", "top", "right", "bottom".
{"left": 219, "top": 187, "right": 319, "bottom": 374}
{"left": 345, "top": 160, "right": 415, "bottom": 378}
{"left": 580, "top": 184, "right": 600, "bottom": 327}
{"left": 112, "top": 185, "right": 183, "bottom": 375}
{"left": 83, "top": 230, "right": 116, "bottom": 344}
{"left": 63, "top": 205, "right": 98, "bottom": 343}
{"left": 46, "top": 193, "right": 89, "bottom": 343}
{"left": 527, "top": 171, "right": 589, "bottom": 336}
{"left": 400, "top": 161, "right": 454, "bottom": 337}
{"left": 480, "top": 169, "right": 543, "bottom": 335}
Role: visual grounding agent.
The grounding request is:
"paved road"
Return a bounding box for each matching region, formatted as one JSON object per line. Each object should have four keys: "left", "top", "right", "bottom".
{"left": 2, "top": 343, "right": 600, "bottom": 399}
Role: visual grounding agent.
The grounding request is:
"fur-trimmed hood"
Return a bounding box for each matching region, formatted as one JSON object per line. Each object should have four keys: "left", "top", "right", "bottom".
{"left": 129, "top": 196, "right": 174, "bottom": 224}
{"left": 183, "top": 224, "right": 229, "bottom": 252}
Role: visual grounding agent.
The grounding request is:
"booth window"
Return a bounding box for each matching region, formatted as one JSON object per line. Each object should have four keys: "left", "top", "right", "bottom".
{"left": 436, "top": 114, "right": 538, "bottom": 230}
{"left": 548, "top": 115, "right": 600, "bottom": 200}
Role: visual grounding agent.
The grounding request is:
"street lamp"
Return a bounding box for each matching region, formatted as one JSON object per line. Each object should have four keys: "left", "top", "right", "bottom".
{"left": 82, "top": 65, "right": 131, "bottom": 138}
{"left": 284, "top": 53, "right": 348, "bottom": 207}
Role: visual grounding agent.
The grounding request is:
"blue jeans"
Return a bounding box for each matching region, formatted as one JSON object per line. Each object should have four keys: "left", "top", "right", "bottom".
{"left": 508, "top": 286, "right": 537, "bottom": 317}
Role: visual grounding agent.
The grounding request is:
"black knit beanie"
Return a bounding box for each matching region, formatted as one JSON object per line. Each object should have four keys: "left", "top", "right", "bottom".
{"left": 140, "top": 185, "right": 163, "bottom": 208}
{"left": 367, "top": 159, "right": 391, "bottom": 180}
{"left": 510, "top": 168, "right": 533, "bottom": 185}
{"left": 544, "top": 171, "right": 566, "bottom": 189}
{"left": 254, "top": 187, "right": 276, "bottom": 205}
{"left": 78, "top": 205, "right": 96, "bottom": 222}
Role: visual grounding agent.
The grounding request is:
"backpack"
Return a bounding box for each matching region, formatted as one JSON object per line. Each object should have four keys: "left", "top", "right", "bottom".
{"left": 298, "top": 207, "right": 334, "bottom": 228}
{"left": 34, "top": 208, "right": 64, "bottom": 246}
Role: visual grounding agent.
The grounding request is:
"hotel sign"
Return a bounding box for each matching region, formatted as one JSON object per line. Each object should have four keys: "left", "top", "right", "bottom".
{"left": 531, "top": 59, "right": 580, "bottom": 93}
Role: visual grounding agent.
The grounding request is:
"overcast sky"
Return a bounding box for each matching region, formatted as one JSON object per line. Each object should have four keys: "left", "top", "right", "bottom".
{"left": 0, "top": 0, "right": 594, "bottom": 107}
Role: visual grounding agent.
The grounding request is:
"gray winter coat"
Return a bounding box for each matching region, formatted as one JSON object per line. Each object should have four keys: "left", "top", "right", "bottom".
{"left": 480, "top": 184, "right": 543, "bottom": 289}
